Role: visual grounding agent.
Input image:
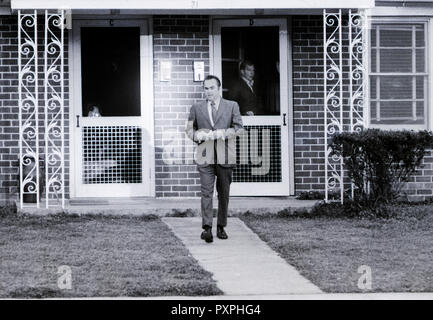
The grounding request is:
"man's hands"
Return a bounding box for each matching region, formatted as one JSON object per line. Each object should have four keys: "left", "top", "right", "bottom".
{"left": 195, "top": 129, "right": 229, "bottom": 142}
{"left": 195, "top": 130, "right": 214, "bottom": 142}
{"left": 213, "top": 129, "right": 226, "bottom": 141}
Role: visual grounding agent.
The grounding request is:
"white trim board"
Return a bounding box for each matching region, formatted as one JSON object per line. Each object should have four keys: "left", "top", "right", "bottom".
{"left": 370, "top": 7, "right": 433, "bottom": 16}
{"left": 11, "top": 0, "right": 375, "bottom": 10}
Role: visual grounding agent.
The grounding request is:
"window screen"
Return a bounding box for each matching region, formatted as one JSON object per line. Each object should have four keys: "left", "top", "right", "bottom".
{"left": 370, "top": 23, "right": 427, "bottom": 127}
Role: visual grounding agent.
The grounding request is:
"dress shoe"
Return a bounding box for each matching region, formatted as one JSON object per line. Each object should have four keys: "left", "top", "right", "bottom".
{"left": 217, "top": 226, "right": 228, "bottom": 239}
{"left": 200, "top": 228, "right": 213, "bottom": 243}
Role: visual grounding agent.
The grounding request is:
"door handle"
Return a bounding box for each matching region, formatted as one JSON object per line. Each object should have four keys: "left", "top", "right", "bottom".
{"left": 283, "top": 113, "right": 287, "bottom": 126}
{"left": 76, "top": 115, "right": 80, "bottom": 128}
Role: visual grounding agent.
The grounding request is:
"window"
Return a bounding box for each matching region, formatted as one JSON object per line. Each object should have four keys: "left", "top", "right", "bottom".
{"left": 221, "top": 26, "right": 280, "bottom": 116}
{"left": 81, "top": 27, "right": 141, "bottom": 117}
{"left": 370, "top": 22, "right": 428, "bottom": 129}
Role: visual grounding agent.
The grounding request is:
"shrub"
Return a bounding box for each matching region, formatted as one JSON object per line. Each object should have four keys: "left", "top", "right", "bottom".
{"left": 296, "top": 191, "right": 324, "bottom": 200}
{"left": 304, "top": 200, "right": 431, "bottom": 219}
{"left": 0, "top": 204, "right": 17, "bottom": 217}
{"left": 331, "top": 129, "right": 433, "bottom": 209}
{"left": 296, "top": 190, "right": 345, "bottom": 200}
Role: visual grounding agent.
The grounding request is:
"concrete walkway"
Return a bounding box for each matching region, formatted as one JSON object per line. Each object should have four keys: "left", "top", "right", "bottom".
{"left": 162, "top": 217, "right": 322, "bottom": 295}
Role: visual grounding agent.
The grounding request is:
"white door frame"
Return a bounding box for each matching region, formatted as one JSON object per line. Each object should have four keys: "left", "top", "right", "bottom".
{"left": 212, "top": 17, "right": 294, "bottom": 196}
{"left": 70, "top": 18, "right": 155, "bottom": 198}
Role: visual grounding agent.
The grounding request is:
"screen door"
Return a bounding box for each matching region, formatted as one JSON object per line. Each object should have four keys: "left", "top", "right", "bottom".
{"left": 72, "top": 19, "right": 153, "bottom": 197}
{"left": 213, "top": 19, "right": 291, "bottom": 196}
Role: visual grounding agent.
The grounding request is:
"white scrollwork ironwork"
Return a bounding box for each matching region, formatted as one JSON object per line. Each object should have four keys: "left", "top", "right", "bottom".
{"left": 44, "top": 10, "right": 65, "bottom": 208}
{"left": 18, "top": 10, "right": 65, "bottom": 209}
{"left": 349, "top": 9, "right": 368, "bottom": 134}
{"left": 323, "top": 9, "right": 368, "bottom": 204}
{"left": 323, "top": 9, "right": 344, "bottom": 203}
{"left": 348, "top": 9, "right": 369, "bottom": 199}
{"left": 18, "top": 11, "right": 40, "bottom": 208}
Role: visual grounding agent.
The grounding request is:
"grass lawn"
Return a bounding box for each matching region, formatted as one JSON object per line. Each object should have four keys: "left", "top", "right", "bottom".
{"left": 0, "top": 213, "right": 222, "bottom": 298}
{"left": 240, "top": 207, "right": 433, "bottom": 293}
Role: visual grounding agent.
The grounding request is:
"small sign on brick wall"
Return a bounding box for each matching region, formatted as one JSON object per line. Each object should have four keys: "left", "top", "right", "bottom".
{"left": 160, "top": 61, "right": 171, "bottom": 81}
{"left": 193, "top": 61, "right": 205, "bottom": 82}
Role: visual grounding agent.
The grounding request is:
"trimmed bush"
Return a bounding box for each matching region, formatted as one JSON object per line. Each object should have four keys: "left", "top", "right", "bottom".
{"left": 331, "top": 129, "right": 433, "bottom": 209}
{"left": 0, "top": 204, "right": 17, "bottom": 217}
{"left": 295, "top": 191, "right": 325, "bottom": 200}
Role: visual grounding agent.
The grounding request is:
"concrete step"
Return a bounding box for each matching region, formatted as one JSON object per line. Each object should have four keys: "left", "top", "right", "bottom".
{"left": 16, "top": 197, "right": 318, "bottom": 216}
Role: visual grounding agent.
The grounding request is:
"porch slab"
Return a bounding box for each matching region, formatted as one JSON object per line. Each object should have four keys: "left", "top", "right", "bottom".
{"left": 15, "top": 197, "right": 318, "bottom": 216}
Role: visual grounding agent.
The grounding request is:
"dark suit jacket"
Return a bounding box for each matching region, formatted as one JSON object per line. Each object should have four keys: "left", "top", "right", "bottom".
{"left": 227, "top": 78, "right": 264, "bottom": 115}
{"left": 185, "top": 98, "right": 244, "bottom": 168}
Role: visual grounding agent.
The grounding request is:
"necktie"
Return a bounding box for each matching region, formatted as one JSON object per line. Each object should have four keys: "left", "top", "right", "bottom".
{"left": 249, "top": 80, "right": 254, "bottom": 92}
{"left": 211, "top": 101, "right": 217, "bottom": 125}
{"left": 210, "top": 101, "right": 218, "bottom": 164}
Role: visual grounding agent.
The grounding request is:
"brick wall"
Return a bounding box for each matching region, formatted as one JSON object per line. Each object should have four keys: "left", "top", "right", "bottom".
{"left": 0, "top": 15, "right": 19, "bottom": 203}
{"left": 0, "top": 16, "right": 14, "bottom": 202}
{"left": 0, "top": 15, "right": 70, "bottom": 204}
{"left": 292, "top": 15, "right": 327, "bottom": 194}
{"left": 404, "top": 151, "right": 433, "bottom": 201}
{"left": 153, "top": 15, "right": 210, "bottom": 197}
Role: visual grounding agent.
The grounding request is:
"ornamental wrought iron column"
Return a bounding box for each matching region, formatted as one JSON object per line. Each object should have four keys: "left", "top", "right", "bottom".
{"left": 44, "top": 10, "right": 65, "bottom": 208}
{"left": 348, "top": 9, "right": 369, "bottom": 133}
{"left": 323, "top": 9, "right": 344, "bottom": 203}
{"left": 18, "top": 10, "right": 66, "bottom": 209}
{"left": 18, "top": 10, "right": 40, "bottom": 208}
{"left": 348, "top": 9, "right": 369, "bottom": 199}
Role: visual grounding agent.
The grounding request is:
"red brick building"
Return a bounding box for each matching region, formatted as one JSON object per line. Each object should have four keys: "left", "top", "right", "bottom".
{"left": 1, "top": 0, "right": 433, "bottom": 208}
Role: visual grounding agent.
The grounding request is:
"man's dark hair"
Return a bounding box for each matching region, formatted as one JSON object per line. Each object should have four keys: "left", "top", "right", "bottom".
{"left": 239, "top": 60, "right": 255, "bottom": 71}
{"left": 203, "top": 75, "right": 221, "bottom": 88}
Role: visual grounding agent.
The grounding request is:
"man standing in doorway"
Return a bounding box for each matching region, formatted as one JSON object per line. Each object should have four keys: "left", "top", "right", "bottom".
{"left": 186, "top": 75, "right": 244, "bottom": 243}
{"left": 228, "top": 60, "right": 264, "bottom": 116}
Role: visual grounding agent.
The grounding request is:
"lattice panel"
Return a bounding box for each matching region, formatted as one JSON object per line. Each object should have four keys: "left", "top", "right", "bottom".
{"left": 233, "top": 125, "right": 281, "bottom": 183}
{"left": 82, "top": 126, "right": 142, "bottom": 184}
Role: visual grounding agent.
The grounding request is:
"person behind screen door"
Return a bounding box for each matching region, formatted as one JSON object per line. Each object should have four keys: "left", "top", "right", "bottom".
{"left": 227, "top": 60, "right": 264, "bottom": 116}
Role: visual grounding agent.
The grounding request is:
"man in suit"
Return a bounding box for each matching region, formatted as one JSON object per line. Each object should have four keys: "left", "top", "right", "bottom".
{"left": 186, "top": 75, "right": 244, "bottom": 243}
{"left": 227, "top": 60, "right": 264, "bottom": 116}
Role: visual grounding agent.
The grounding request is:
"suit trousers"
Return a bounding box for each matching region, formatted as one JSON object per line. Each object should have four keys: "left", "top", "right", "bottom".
{"left": 198, "top": 164, "right": 233, "bottom": 229}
